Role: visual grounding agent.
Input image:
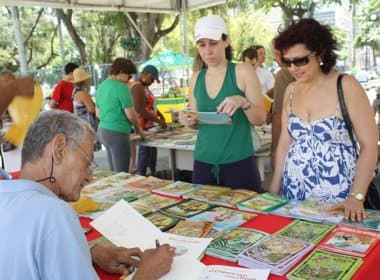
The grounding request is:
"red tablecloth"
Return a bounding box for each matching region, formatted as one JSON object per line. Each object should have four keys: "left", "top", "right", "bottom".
{"left": 81, "top": 212, "right": 380, "bottom": 280}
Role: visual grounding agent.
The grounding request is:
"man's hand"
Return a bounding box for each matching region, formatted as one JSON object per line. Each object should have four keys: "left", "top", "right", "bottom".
{"left": 91, "top": 245, "right": 142, "bottom": 275}
{"left": 133, "top": 244, "right": 174, "bottom": 280}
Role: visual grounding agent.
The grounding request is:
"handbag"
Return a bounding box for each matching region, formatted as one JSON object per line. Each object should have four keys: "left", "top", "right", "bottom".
{"left": 337, "top": 73, "right": 380, "bottom": 210}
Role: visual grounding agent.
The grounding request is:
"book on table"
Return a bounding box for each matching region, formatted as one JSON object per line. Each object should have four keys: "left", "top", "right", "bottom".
{"left": 237, "top": 235, "right": 314, "bottom": 276}
{"left": 198, "top": 265, "right": 270, "bottom": 280}
{"left": 183, "top": 185, "right": 231, "bottom": 202}
{"left": 237, "top": 192, "right": 289, "bottom": 213}
{"left": 152, "top": 180, "right": 202, "bottom": 198}
{"left": 342, "top": 208, "right": 380, "bottom": 231}
{"left": 187, "top": 206, "right": 257, "bottom": 232}
{"left": 274, "top": 219, "right": 336, "bottom": 244}
{"left": 127, "top": 176, "right": 173, "bottom": 190}
{"left": 205, "top": 227, "right": 268, "bottom": 262}
{"left": 144, "top": 212, "right": 180, "bottom": 231}
{"left": 158, "top": 199, "right": 214, "bottom": 219}
{"left": 207, "top": 189, "right": 258, "bottom": 207}
{"left": 287, "top": 249, "right": 363, "bottom": 280}
{"left": 130, "top": 193, "right": 179, "bottom": 211}
{"left": 169, "top": 220, "right": 214, "bottom": 238}
{"left": 288, "top": 198, "right": 344, "bottom": 224}
{"left": 317, "top": 224, "right": 380, "bottom": 257}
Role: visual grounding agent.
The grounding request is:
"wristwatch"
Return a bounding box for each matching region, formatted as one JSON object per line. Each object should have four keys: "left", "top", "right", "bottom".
{"left": 349, "top": 192, "right": 365, "bottom": 201}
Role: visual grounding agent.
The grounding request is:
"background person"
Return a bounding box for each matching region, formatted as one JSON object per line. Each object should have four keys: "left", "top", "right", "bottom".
{"left": 268, "top": 18, "right": 377, "bottom": 222}
{"left": 130, "top": 65, "right": 167, "bottom": 176}
{"left": 179, "top": 15, "right": 266, "bottom": 191}
{"left": 96, "top": 58, "right": 144, "bottom": 172}
{"left": 0, "top": 110, "right": 174, "bottom": 279}
{"left": 270, "top": 50, "right": 295, "bottom": 169}
{"left": 49, "top": 62, "right": 78, "bottom": 112}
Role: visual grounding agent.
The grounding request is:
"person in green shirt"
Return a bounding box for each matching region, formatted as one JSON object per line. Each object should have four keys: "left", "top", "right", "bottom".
{"left": 96, "top": 58, "right": 144, "bottom": 172}
{"left": 179, "top": 15, "right": 266, "bottom": 191}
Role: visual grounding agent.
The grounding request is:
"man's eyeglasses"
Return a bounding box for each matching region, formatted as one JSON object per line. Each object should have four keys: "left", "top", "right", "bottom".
{"left": 68, "top": 137, "right": 99, "bottom": 174}
{"left": 281, "top": 52, "right": 315, "bottom": 68}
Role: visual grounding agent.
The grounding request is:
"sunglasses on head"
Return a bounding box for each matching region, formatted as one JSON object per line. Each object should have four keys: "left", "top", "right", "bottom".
{"left": 281, "top": 52, "right": 315, "bottom": 67}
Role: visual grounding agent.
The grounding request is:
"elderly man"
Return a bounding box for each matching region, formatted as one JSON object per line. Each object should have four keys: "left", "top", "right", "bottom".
{"left": 0, "top": 110, "right": 173, "bottom": 279}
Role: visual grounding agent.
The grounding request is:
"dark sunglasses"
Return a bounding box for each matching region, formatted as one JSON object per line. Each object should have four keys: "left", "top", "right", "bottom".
{"left": 281, "top": 52, "right": 315, "bottom": 67}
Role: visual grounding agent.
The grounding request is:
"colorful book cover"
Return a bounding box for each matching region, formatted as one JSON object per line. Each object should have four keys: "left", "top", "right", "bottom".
{"left": 91, "top": 186, "right": 149, "bottom": 203}
{"left": 342, "top": 209, "right": 380, "bottom": 231}
{"left": 169, "top": 221, "right": 214, "bottom": 238}
{"left": 289, "top": 199, "right": 344, "bottom": 224}
{"left": 237, "top": 192, "right": 288, "bottom": 213}
{"left": 208, "top": 189, "right": 258, "bottom": 207}
{"left": 239, "top": 235, "right": 312, "bottom": 266}
{"left": 287, "top": 249, "right": 363, "bottom": 280}
{"left": 69, "top": 196, "right": 113, "bottom": 216}
{"left": 275, "top": 219, "right": 335, "bottom": 244}
{"left": 187, "top": 206, "right": 257, "bottom": 231}
{"left": 206, "top": 228, "right": 268, "bottom": 262}
{"left": 152, "top": 181, "right": 202, "bottom": 198}
{"left": 144, "top": 212, "right": 179, "bottom": 231}
{"left": 130, "top": 194, "right": 179, "bottom": 211}
{"left": 183, "top": 185, "right": 231, "bottom": 202}
{"left": 131, "top": 203, "right": 153, "bottom": 215}
{"left": 159, "top": 199, "right": 214, "bottom": 219}
{"left": 127, "top": 176, "right": 173, "bottom": 190}
{"left": 318, "top": 225, "right": 380, "bottom": 257}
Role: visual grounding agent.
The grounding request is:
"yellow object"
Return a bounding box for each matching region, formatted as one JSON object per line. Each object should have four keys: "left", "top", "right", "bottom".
{"left": 3, "top": 82, "right": 43, "bottom": 146}
{"left": 263, "top": 94, "right": 273, "bottom": 113}
{"left": 156, "top": 97, "right": 186, "bottom": 123}
{"left": 70, "top": 196, "right": 99, "bottom": 215}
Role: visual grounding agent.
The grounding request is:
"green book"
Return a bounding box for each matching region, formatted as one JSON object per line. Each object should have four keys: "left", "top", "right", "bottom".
{"left": 206, "top": 228, "right": 268, "bottom": 262}
{"left": 275, "top": 220, "right": 336, "bottom": 244}
{"left": 144, "top": 212, "right": 179, "bottom": 231}
{"left": 287, "top": 249, "right": 363, "bottom": 280}
{"left": 237, "top": 192, "right": 289, "bottom": 213}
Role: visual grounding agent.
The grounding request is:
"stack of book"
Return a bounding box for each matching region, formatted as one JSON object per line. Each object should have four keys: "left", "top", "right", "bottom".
{"left": 144, "top": 212, "right": 180, "bottom": 231}
{"left": 237, "top": 192, "right": 289, "bottom": 213}
{"left": 127, "top": 176, "right": 173, "bottom": 191}
{"left": 205, "top": 228, "right": 268, "bottom": 262}
{"left": 169, "top": 221, "right": 214, "bottom": 237}
{"left": 130, "top": 193, "right": 179, "bottom": 215}
{"left": 287, "top": 249, "right": 363, "bottom": 280}
{"left": 317, "top": 225, "right": 380, "bottom": 257}
{"left": 342, "top": 209, "right": 380, "bottom": 231}
{"left": 237, "top": 235, "right": 314, "bottom": 276}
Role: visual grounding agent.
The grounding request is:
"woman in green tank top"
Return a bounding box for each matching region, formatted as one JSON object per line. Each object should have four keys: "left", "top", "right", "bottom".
{"left": 179, "top": 15, "right": 266, "bottom": 191}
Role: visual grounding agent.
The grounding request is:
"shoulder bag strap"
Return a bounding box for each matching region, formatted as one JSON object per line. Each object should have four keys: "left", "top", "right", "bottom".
{"left": 337, "top": 73, "right": 358, "bottom": 157}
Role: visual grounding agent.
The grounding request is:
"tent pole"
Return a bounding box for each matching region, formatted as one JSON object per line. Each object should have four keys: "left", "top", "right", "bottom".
{"left": 181, "top": 0, "right": 190, "bottom": 85}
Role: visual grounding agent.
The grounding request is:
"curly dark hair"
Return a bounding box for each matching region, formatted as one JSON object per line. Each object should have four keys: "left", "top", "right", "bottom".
{"left": 109, "top": 57, "right": 137, "bottom": 75}
{"left": 274, "top": 18, "right": 337, "bottom": 74}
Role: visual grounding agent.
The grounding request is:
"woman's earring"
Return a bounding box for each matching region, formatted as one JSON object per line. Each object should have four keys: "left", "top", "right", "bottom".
{"left": 319, "top": 61, "right": 324, "bottom": 66}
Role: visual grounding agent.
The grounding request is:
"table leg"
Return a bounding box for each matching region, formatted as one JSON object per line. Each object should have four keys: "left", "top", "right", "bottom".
{"left": 168, "top": 149, "right": 176, "bottom": 180}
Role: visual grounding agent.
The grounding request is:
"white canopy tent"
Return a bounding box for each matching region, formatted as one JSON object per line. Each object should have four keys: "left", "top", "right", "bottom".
{"left": 0, "top": 0, "right": 226, "bottom": 14}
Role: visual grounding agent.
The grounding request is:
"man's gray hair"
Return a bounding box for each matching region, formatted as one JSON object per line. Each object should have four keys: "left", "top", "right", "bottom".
{"left": 21, "top": 110, "right": 95, "bottom": 166}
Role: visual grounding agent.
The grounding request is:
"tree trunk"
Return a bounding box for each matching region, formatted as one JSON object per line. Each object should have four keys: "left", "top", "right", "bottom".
{"left": 11, "top": 7, "right": 29, "bottom": 74}
{"left": 56, "top": 9, "right": 89, "bottom": 65}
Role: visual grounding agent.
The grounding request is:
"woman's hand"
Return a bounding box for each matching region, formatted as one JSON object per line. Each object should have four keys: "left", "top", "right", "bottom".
{"left": 217, "top": 95, "right": 246, "bottom": 116}
{"left": 178, "top": 111, "right": 198, "bottom": 126}
{"left": 330, "top": 196, "right": 366, "bottom": 222}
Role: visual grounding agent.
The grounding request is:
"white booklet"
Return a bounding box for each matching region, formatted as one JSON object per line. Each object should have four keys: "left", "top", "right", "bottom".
{"left": 90, "top": 199, "right": 212, "bottom": 259}
{"left": 198, "top": 265, "right": 270, "bottom": 280}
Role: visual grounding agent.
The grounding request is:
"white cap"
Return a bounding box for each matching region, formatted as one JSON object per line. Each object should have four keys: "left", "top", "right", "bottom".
{"left": 194, "top": 15, "right": 228, "bottom": 42}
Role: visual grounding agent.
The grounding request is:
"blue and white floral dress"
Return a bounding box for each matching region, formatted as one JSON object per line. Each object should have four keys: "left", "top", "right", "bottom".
{"left": 280, "top": 90, "right": 357, "bottom": 203}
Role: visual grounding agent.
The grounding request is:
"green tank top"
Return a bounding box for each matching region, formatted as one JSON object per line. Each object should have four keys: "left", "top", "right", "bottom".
{"left": 194, "top": 62, "right": 253, "bottom": 166}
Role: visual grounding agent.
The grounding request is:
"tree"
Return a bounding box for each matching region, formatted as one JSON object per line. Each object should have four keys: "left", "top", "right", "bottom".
{"left": 251, "top": 0, "right": 356, "bottom": 27}
{"left": 354, "top": 0, "right": 380, "bottom": 68}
